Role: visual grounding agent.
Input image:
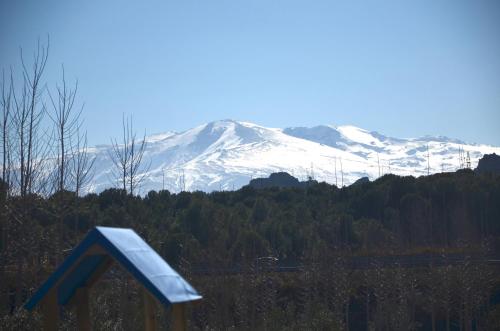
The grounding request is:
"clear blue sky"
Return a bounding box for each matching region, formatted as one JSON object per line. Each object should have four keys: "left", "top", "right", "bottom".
{"left": 1, "top": 0, "right": 499, "bottom": 145}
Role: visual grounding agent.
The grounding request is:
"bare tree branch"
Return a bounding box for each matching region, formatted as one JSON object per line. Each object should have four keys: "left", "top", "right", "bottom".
{"left": 108, "top": 114, "right": 149, "bottom": 195}
{"left": 48, "top": 65, "right": 83, "bottom": 193}
{"left": 10, "top": 37, "right": 50, "bottom": 197}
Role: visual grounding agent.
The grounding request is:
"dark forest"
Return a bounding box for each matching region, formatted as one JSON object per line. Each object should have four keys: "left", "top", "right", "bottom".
{"left": 1, "top": 169, "right": 500, "bottom": 330}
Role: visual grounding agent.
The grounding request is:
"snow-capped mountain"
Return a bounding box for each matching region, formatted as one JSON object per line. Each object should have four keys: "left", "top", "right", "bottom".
{"left": 85, "top": 120, "right": 500, "bottom": 194}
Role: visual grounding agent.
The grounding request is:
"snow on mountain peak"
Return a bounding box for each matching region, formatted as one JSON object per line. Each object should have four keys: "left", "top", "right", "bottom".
{"left": 85, "top": 120, "right": 500, "bottom": 194}
{"left": 337, "top": 125, "right": 386, "bottom": 147}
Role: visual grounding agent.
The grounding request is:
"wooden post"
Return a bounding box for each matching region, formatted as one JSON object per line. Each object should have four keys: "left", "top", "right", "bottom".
{"left": 172, "top": 303, "right": 187, "bottom": 331}
{"left": 75, "top": 287, "right": 91, "bottom": 331}
{"left": 143, "top": 289, "right": 157, "bottom": 331}
{"left": 41, "top": 291, "right": 59, "bottom": 331}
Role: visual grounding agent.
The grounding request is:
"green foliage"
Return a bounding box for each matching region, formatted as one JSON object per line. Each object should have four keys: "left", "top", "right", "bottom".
{"left": 1, "top": 171, "right": 500, "bottom": 329}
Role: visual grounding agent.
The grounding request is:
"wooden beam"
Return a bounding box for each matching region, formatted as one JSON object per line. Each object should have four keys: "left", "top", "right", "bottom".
{"left": 143, "top": 289, "right": 157, "bottom": 331}
{"left": 41, "top": 291, "right": 59, "bottom": 331}
{"left": 75, "top": 287, "right": 91, "bottom": 331}
{"left": 38, "top": 245, "right": 105, "bottom": 330}
{"left": 52, "top": 243, "right": 107, "bottom": 302}
{"left": 172, "top": 303, "right": 187, "bottom": 331}
{"left": 66, "top": 256, "right": 113, "bottom": 309}
{"left": 85, "top": 256, "right": 113, "bottom": 288}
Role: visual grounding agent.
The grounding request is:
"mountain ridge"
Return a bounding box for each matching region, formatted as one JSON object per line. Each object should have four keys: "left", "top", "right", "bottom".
{"left": 85, "top": 119, "right": 500, "bottom": 194}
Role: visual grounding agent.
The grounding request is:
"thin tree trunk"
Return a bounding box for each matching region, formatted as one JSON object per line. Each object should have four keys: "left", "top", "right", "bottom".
{"left": 446, "top": 309, "right": 450, "bottom": 331}
{"left": 431, "top": 305, "right": 436, "bottom": 331}
{"left": 345, "top": 301, "right": 350, "bottom": 331}
{"left": 365, "top": 289, "right": 369, "bottom": 331}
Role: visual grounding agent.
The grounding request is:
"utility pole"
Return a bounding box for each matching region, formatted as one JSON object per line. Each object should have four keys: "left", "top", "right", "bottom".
{"left": 427, "top": 144, "right": 430, "bottom": 175}
{"left": 182, "top": 169, "right": 186, "bottom": 191}
{"left": 458, "top": 146, "right": 464, "bottom": 169}
{"left": 334, "top": 156, "right": 338, "bottom": 187}
{"left": 162, "top": 167, "right": 165, "bottom": 190}
{"left": 458, "top": 146, "right": 461, "bottom": 169}
{"left": 340, "top": 157, "right": 344, "bottom": 187}
{"left": 377, "top": 153, "right": 381, "bottom": 178}
{"left": 178, "top": 169, "right": 186, "bottom": 192}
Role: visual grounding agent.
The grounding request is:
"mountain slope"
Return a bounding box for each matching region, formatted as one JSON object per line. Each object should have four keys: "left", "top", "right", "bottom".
{"left": 85, "top": 120, "right": 500, "bottom": 194}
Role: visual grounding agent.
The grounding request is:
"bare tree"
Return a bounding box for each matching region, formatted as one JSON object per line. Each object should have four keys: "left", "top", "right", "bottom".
{"left": 70, "top": 128, "right": 95, "bottom": 196}
{"left": 47, "top": 66, "right": 84, "bottom": 193}
{"left": 1, "top": 69, "right": 14, "bottom": 193}
{"left": 128, "top": 119, "right": 148, "bottom": 195}
{"left": 111, "top": 116, "right": 130, "bottom": 192}
{"left": 109, "top": 115, "right": 148, "bottom": 195}
{"left": 0, "top": 69, "right": 13, "bottom": 314}
{"left": 10, "top": 39, "right": 50, "bottom": 197}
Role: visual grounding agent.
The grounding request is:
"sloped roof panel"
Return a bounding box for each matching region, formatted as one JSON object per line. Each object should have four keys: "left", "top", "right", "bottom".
{"left": 95, "top": 227, "right": 201, "bottom": 305}
{"left": 25, "top": 226, "right": 201, "bottom": 311}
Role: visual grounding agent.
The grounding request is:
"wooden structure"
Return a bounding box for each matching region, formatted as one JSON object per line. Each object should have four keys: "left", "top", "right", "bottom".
{"left": 24, "top": 227, "right": 202, "bottom": 330}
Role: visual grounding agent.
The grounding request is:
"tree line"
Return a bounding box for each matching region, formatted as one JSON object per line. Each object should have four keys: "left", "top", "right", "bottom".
{"left": 0, "top": 169, "right": 499, "bottom": 329}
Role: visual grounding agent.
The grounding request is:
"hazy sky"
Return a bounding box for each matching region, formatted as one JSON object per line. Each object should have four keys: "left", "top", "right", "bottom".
{"left": 1, "top": 0, "right": 499, "bottom": 145}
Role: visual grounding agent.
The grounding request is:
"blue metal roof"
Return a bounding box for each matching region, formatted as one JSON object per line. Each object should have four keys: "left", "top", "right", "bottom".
{"left": 25, "top": 226, "right": 201, "bottom": 310}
